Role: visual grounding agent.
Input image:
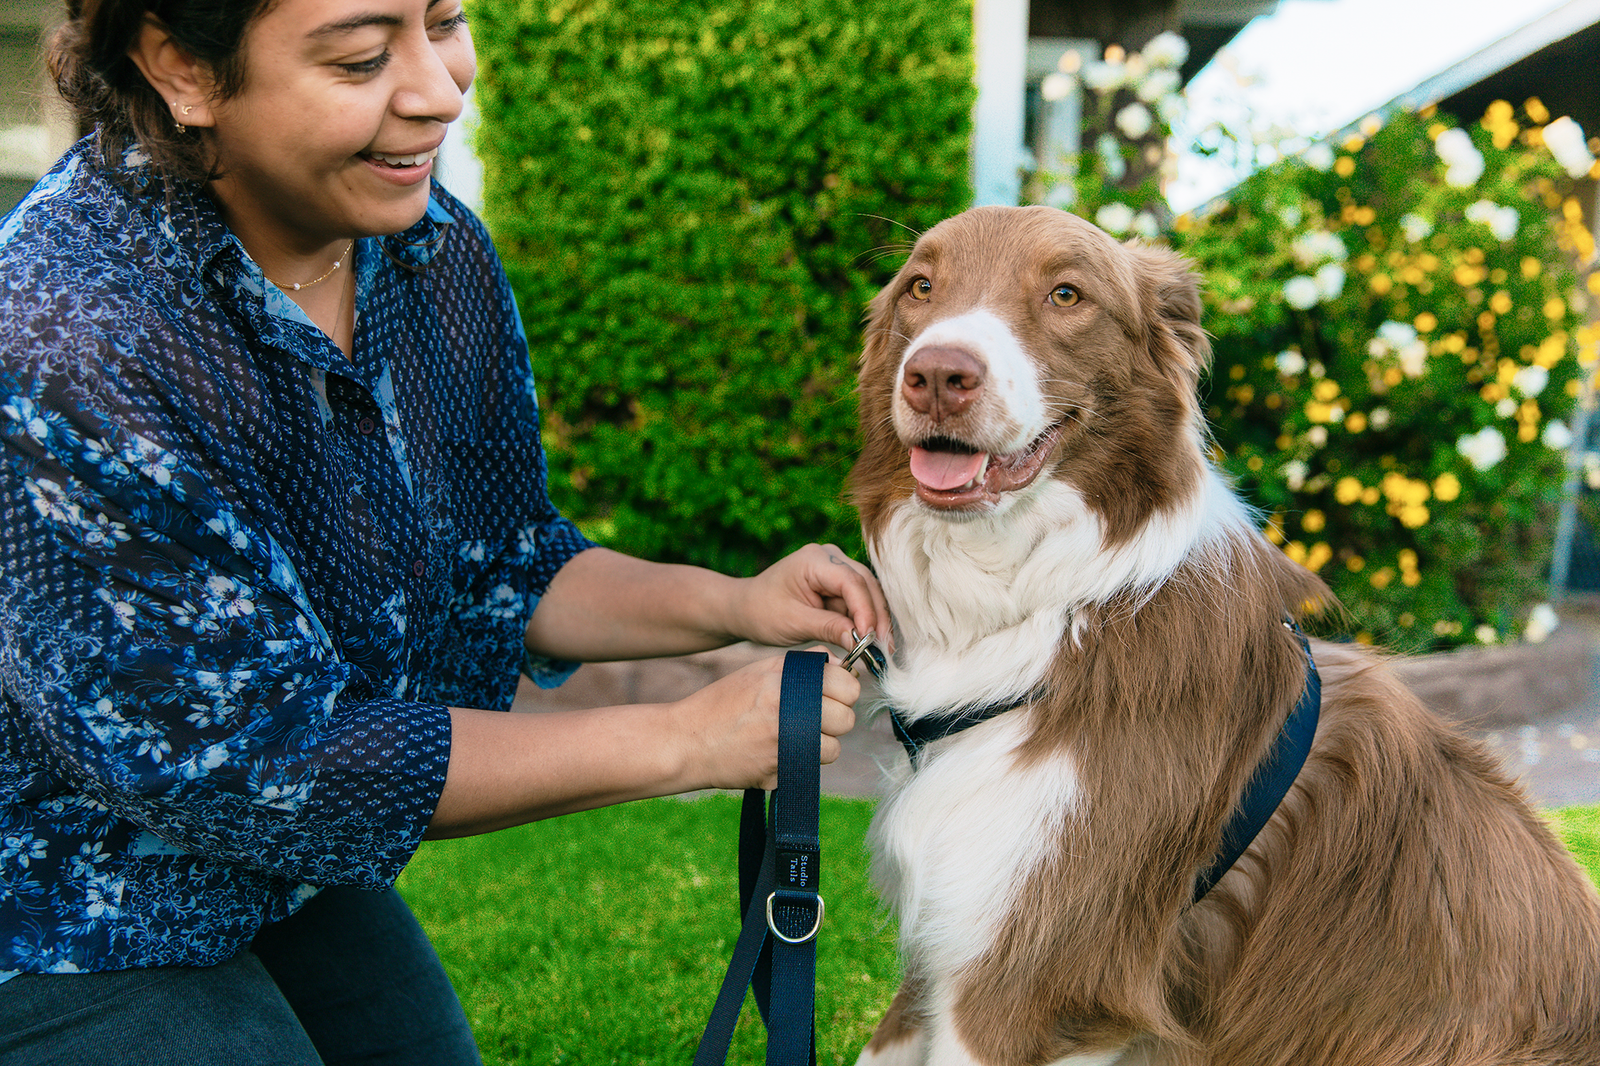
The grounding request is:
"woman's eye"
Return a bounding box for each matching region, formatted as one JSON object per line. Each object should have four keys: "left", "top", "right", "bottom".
{"left": 431, "top": 11, "right": 470, "bottom": 36}
{"left": 908, "top": 278, "right": 933, "bottom": 301}
{"left": 338, "top": 52, "right": 391, "bottom": 76}
{"left": 1049, "top": 284, "right": 1081, "bottom": 307}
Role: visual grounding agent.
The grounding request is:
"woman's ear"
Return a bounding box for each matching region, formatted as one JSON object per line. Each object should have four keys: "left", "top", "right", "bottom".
{"left": 125, "top": 15, "right": 218, "bottom": 130}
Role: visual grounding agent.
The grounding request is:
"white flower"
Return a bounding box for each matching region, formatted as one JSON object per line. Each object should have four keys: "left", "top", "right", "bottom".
{"left": 1142, "top": 31, "right": 1189, "bottom": 69}
{"left": 1081, "top": 60, "right": 1126, "bottom": 92}
{"left": 1130, "top": 211, "right": 1161, "bottom": 239}
{"left": 1303, "top": 143, "right": 1335, "bottom": 172}
{"left": 1314, "top": 262, "right": 1346, "bottom": 300}
{"left": 1283, "top": 275, "right": 1320, "bottom": 309}
{"left": 1525, "top": 602, "right": 1560, "bottom": 643}
{"left": 1096, "top": 134, "right": 1127, "bottom": 181}
{"left": 1284, "top": 460, "right": 1309, "bottom": 490}
{"left": 1436, "top": 128, "right": 1485, "bottom": 187}
{"left": 1307, "top": 426, "right": 1328, "bottom": 447}
{"left": 1095, "top": 202, "right": 1135, "bottom": 234}
{"left": 1114, "top": 102, "right": 1154, "bottom": 140}
{"left": 1376, "top": 321, "right": 1416, "bottom": 347}
{"left": 1496, "top": 397, "right": 1518, "bottom": 418}
{"left": 1369, "top": 407, "right": 1392, "bottom": 430}
{"left": 1400, "top": 213, "right": 1433, "bottom": 243}
{"left": 1291, "top": 230, "right": 1347, "bottom": 267}
{"left": 1543, "top": 419, "right": 1573, "bottom": 450}
{"left": 1398, "top": 340, "right": 1429, "bottom": 378}
{"left": 1513, "top": 364, "right": 1549, "bottom": 397}
{"left": 1465, "top": 199, "right": 1519, "bottom": 241}
{"left": 1543, "top": 116, "right": 1595, "bottom": 179}
{"left": 1040, "top": 72, "right": 1073, "bottom": 103}
{"left": 1135, "top": 68, "right": 1180, "bottom": 105}
{"left": 1275, "top": 349, "right": 1307, "bottom": 376}
{"left": 1457, "top": 425, "right": 1508, "bottom": 471}
{"left": 1475, "top": 624, "right": 1500, "bottom": 645}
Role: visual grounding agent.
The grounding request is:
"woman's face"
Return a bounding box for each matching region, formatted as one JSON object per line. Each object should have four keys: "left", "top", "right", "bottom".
{"left": 204, "top": 0, "right": 475, "bottom": 258}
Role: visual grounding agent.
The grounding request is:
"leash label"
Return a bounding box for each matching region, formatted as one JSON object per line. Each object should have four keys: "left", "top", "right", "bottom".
{"left": 777, "top": 847, "right": 818, "bottom": 891}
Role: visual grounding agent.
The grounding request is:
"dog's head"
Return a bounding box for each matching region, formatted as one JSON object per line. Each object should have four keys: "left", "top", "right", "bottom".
{"left": 852, "top": 205, "right": 1212, "bottom": 548}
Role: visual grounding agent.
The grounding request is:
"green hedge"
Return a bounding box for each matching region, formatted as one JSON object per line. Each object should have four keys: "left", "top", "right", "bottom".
{"left": 471, "top": 0, "right": 975, "bottom": 573}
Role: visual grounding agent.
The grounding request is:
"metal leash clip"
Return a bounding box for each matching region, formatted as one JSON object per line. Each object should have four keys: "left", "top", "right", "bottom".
{"left": 841, "top": 629, "right": 886, "bottom": 681}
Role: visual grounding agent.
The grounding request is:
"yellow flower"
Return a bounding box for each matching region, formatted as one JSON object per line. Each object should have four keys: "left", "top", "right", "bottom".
{"left": 1302, "top": 509, "right": 1326, "bottom": 533}
{"left": 1521, "top": 256, "right": 1543, "bottom": 278}
{"left": 1335, "top": 476, "right": 1364, "bottom": 504}
{"left": 1398, "top": 549, "right": 1418, "bottom": 570}
{"left": 1334, "top": 156, "right": 1356, "bottom": 177}
{"left": 1369, "top": 274, "right": 1394, "bottom": 296}
{"left": 1312, "top": 379, "right": 1341, "bottom": 402}
{"left": 1433, "top": 472, "right": 1461, "bottom": 501}
{"left": 1345, "top": 411, "right": 1368, "bottom": 433}
{"left": 1361, "top": 486, "right": 1381, "bottom": 506}
{"left": 1402, "top": 570, "right": 1422, "bottom": 587}
{"left": 1489, "top": 291, "right": 1513, "bottom": 315}
{"left": 1544, "top": 296, "right": 1567, "bottom": 320}
{"left": 1306, "top": 543, "right": 1333, "bottom": 572}
{"left": 1247, "top": 454, "right": 1264, "bottom": 471}
{"left": 1346, "top": 555, "right": 1365, "bottom": 572}
{"left": 1399, "top": 504, "right": 1430, "bottom": 528}
{"left": 1414, "top": 312, "right": 1438, "bottom": 334}
{"left": 1370, "top": 567, "right": 1395, "bottom": 589}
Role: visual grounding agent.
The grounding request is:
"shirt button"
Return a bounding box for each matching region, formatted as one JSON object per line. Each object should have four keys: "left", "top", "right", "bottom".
{"left": 413, "top": 560, "right": 426, "bottom": 577}
{"left": 358, "top": 416, "right": 375, "bottom": 434}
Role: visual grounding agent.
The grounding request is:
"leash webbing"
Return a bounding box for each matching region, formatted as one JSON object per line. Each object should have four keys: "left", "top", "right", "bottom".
{"left": 695, "top": 649, "right": 825, "bottom": 1066}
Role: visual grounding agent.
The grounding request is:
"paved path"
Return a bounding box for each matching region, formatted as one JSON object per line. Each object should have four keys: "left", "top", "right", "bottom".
{"left": 512, "top": 622, "right": 1600, "bottom": 808}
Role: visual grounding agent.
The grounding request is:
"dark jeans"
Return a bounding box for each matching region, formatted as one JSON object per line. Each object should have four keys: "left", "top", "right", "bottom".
{"left": 0, "top": 886, "right": 483, "bottom": 1066}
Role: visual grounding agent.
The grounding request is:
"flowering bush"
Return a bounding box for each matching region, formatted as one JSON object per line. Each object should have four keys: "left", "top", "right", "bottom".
{"left": 1037, "top": 41, "right": 1600, "bottom": 651}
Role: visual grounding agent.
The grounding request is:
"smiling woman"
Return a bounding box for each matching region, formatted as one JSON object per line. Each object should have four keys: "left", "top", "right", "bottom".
{"left": 0, "top": 1, "right": 888, "bottom": 1063}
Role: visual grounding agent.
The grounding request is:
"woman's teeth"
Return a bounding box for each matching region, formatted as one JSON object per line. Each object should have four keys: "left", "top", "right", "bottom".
{"left": 366, "top": 148, "right": 438, "bottom": 167}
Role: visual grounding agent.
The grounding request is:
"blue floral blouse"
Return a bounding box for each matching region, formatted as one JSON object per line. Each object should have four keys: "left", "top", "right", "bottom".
{"left": 0, "top": 139, "right": 594, "bottom": 979}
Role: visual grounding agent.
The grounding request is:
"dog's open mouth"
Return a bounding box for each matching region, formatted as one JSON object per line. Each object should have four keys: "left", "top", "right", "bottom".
{"left": 908, "top": 425, "right": 1065, "bottom": 509}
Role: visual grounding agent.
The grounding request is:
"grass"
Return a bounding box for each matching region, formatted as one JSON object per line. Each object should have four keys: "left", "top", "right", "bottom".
{"left": 399, "top": 797, "right": 1600, "bottom": 1066}
{"left": 396, "top": 795, "right": 900, "bottom": 1065}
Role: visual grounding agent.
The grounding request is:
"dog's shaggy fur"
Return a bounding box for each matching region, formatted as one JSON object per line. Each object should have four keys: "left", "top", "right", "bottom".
{"left": 848, "top": 206, "right": 1600, "bottom": 1066}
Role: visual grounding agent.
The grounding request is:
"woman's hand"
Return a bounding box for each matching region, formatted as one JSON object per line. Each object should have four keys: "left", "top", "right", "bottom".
{"left": 667, "top": 649, "right": 861, "bottom": 792}
{"left": 428, "top": 649, "right": 859, "bottom": 837}
{"left": 724, "top": 543, "right": 893, "bottom": 654}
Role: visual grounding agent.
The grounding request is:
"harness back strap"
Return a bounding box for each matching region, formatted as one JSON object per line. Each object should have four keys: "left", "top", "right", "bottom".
{"left": 1192, "top": 624, "right": 1321, "bottom": 902}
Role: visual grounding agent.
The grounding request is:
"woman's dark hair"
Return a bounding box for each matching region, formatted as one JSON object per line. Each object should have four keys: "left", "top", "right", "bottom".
{"left": 48, "top": 0, "right": 275, "bottom": 183}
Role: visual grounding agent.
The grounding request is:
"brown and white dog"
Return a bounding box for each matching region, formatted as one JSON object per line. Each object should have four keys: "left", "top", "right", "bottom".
{"left": 848, "top": 206, "right": 1600, "bottom": 1066}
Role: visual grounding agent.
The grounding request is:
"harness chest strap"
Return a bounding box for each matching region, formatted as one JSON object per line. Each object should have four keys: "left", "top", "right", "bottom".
{"left": 883, "top": 623, "right": 1322, "bottom": 904}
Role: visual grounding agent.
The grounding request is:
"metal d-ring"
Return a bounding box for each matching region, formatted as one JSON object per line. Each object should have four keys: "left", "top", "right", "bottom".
{"left": 766, "top": 891, "right": 825, "bottom": 944}
{"left": 841, "top": 630, "right": 885, "bottom": 681}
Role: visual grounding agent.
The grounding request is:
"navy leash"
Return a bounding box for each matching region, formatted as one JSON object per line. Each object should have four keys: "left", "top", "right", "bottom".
{"left": 695, "top": 649, "right": 826, "bottom": 1066}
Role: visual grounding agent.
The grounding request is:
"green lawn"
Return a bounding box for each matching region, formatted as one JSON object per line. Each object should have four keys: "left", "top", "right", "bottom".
{"left": 398, "top": 797, "right": 1600, "bottom": 1066}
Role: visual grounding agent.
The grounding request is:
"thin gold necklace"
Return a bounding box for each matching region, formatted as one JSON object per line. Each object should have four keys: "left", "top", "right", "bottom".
{"left": 267, "top": 240, "right": 355, "bottom": 292}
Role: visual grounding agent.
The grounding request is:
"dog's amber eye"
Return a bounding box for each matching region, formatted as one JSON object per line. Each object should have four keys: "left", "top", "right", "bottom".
{"left": 1049, "top": 285, "right": 1082, "bottom": 307}
{"left": 908, "top": 277, "right": 933, "bottom": 301}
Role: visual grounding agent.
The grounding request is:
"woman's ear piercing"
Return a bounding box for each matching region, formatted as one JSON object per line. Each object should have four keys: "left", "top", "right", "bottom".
{"left": 172, "top": 101, "right": 193, "bottom": 132}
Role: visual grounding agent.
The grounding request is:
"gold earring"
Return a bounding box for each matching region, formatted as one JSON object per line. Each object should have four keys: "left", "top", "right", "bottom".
{"left": 172, "top": 101, "right": 193, "bottom": 133}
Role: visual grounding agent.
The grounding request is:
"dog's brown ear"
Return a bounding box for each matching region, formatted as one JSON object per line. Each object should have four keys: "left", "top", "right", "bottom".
{"left": 1126, "top": 242, "right": 1212, "bottom": 393}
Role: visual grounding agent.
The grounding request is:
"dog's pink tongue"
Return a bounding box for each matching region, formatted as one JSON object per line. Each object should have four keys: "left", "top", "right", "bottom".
{"left": 909, "top": 447, "right": 987, "bottom": 491}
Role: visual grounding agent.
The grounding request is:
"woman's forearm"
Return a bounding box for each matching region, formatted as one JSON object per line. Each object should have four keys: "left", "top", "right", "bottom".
{"left": 522, "top": 546, "right": 745, "bottom": 662}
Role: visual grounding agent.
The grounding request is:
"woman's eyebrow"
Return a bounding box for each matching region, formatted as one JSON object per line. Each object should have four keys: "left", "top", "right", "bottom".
{"left": 308, "top": 0, "right": 449, "bottom": 38}
{"left": 308, "top": 13, "right": 402, "bottom": 39}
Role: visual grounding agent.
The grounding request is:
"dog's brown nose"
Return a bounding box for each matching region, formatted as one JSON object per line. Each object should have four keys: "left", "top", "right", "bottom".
{"left": 902, "top": 347, "right": 985, "bottom": 423}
